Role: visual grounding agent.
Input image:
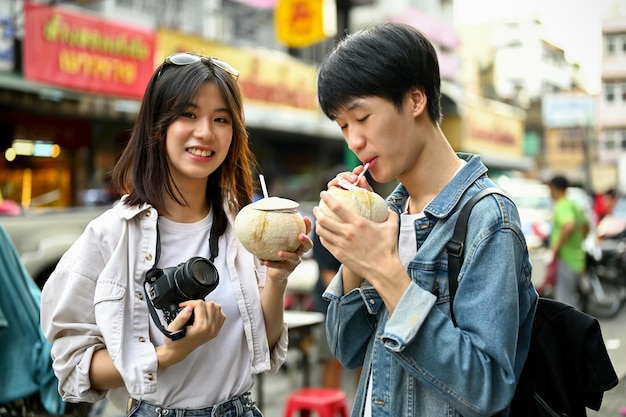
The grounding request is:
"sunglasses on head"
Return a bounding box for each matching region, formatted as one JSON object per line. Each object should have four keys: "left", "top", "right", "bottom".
{"left": 157, "top": 52, "right": 240, "bottom": 80}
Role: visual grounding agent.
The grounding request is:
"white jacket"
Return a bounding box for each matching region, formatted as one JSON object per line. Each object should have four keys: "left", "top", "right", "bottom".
{"left": 40, "top": 199, "right": 288, "bottom": 410}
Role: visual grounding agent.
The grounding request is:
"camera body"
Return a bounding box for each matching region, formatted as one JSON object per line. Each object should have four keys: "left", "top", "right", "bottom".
{"left": 146, "top": 256, "right": 219, "bottom": 326}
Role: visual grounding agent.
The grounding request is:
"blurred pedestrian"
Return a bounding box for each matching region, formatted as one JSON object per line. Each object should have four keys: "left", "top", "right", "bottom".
{"left": 604, "top": 188, "right": 617, "bottom": 217}
{"left": 313, "top": 22, "right": 537, "bottom": 416}
{"left": 40, "top": 52, "right": 312, "bottom": 417}
{"left": 547, "top": 175, "right": 589, "bottom": 309}
{"left": 593, "top": 188, "right": 617, "bottom": 222}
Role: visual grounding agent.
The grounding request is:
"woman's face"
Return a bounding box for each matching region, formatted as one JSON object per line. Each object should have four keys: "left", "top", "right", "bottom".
{"left": 165, "top": 82, "right": 233, "bottom": 189}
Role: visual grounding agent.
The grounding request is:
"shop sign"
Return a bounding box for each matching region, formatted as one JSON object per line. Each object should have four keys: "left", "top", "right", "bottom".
{"left": 275, "top": 0, "right": 337, "bottom": 48}
{"left": 23, "top": 3, "right": 155, "bottom": 99}
{"left": 0, "top": 12, "right": 13, "bottom": 71}
{"left": 542, "top": 93, "right": 594, "bottom": 128}
{"left": 157, "top": 28, "right": 318, "bottom": 111}
{"left": 464, "top": 97, "right": 525, "bottom": 155}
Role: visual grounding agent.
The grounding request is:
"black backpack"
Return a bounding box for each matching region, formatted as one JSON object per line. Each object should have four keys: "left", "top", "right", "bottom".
{"left": 447, "top": 187, "right": 619, "bottom": 416}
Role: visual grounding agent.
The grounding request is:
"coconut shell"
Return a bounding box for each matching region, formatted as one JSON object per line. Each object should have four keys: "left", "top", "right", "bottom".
{"left": 234, "top": 200, "right": 306, "bottom": 261}
{"left": 319, "top": 188, "right": 388, "bottom": 223}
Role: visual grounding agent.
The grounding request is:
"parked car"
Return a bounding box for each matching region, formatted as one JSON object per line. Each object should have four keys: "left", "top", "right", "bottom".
{"left": 0, "top": 205, "right": 110, "bottom": 288}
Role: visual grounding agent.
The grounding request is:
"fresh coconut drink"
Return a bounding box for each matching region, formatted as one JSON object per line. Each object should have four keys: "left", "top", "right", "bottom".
{"left": 319, "top": 165, "right": 388, "bottom": 223}
{"left": 319, "top": 187, "right": 388, "bottom": 223}
{"left": 234, "top": 176, "right": 305, "bottom": 261}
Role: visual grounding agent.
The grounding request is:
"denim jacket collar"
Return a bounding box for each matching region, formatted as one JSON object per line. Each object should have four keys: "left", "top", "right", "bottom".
{"left": 387, "top": 153, "right": 489, "bottom": 219}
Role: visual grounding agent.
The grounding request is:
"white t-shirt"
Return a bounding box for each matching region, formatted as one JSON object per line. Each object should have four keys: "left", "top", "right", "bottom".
{"left": 144, "top": 212, "right": 253, "bottom": 407}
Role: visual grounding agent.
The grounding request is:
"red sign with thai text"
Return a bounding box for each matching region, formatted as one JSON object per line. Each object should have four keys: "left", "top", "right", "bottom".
{"left": 23, "top": 3, "right": 155, "bottom": 99}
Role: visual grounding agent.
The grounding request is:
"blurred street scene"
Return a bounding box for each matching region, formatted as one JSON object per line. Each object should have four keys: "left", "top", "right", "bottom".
{"left": 2, "top": 0, "right": 626, "bottom": 416}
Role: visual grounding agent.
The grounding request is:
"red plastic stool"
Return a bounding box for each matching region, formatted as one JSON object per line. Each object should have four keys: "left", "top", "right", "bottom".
{"left": 283, "top": 387, "right": 349, "bottom": 417}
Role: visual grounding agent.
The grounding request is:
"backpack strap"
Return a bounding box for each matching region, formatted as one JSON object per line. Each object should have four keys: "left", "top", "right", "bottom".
{"left": 446, "top": 187, "right": 509, "bottom": 327}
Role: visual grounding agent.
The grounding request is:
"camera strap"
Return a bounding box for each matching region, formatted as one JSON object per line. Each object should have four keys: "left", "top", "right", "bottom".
{"left": 143, "top": 219, "right": 219, "bottom": 340}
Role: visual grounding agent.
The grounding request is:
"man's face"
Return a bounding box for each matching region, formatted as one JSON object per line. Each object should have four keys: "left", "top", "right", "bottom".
{"left": 332, "top": 94, "right": 420, "bottom": 184}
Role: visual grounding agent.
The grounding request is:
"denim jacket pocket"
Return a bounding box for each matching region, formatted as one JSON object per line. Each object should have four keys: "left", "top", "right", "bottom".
{"left": 410, "top": 265, "right": 451, "bottom": 314}
{"left": 93, "top": 280, "right": 126, "bottom": 359}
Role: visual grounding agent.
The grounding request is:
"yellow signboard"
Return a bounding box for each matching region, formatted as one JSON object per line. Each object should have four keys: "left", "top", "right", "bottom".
{"left": 275, "top": 0, "right": 336, "bottom": 48}
{"left": 157, "top": 28, "right": 319, "bottom": 111}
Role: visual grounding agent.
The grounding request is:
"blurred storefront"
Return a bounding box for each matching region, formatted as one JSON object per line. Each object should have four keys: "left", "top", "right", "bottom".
{"left": 0, "top": 3, "right": 152, "bottom": 207}
{"left": 0, "top": 2, "right": 344, "bottom": 209}
{"left": 450, "top": 94, "right": 532, "bottom": 177}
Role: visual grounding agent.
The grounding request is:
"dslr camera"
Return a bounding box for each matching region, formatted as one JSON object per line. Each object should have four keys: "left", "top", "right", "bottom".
{"left": 145, "top": 257, "right": 219, "bottom": 339}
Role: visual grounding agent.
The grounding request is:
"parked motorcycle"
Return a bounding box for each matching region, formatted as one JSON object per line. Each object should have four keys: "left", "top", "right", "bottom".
{"left": 579, "top": 236, "right": 626, "bottom": 319}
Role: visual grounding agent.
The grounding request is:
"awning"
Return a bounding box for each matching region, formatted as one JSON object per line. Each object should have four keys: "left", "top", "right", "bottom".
{"left": 0, "top": 72, "right": 343, "bottom": 139}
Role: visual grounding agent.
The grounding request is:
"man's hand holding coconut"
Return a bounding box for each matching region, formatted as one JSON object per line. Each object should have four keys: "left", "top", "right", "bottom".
{"left": 313, "top": 163, "right": 402, "bottom": 308}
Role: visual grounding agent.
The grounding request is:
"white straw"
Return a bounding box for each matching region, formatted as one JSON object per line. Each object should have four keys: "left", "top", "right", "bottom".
{"left": 259, "top": 174, "right": 269, "bottom": 199}
{"left": 352, "top": 162, "right": 370, "bottom": 186}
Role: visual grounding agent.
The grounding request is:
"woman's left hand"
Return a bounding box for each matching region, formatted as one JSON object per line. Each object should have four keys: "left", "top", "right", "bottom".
{"left": 264, "top": 216, "right": 313, "bottom": 284}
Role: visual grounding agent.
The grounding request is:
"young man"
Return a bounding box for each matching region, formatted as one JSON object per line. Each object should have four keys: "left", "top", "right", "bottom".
{"left": 547, "top": 175, "right": 589, "bottom": 309}
{"left": 313, "top": 22, "right": 538, "bottom": 416}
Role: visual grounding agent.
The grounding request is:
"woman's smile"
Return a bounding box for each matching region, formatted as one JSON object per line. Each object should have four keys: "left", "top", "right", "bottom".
{"left": 187, "top": 147, "right": 215, "bottom": 158}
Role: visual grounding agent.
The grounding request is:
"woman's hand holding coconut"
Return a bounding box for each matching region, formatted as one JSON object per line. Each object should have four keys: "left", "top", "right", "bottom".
{"left": 234, "top": 196, "right": 313, "bottom": 282}
{"left": 234, "top": 194, "right": 313, "bottom": 347}
{"left": 262, "top": 215, "right": 313, "bottom": 286}
{"left": 313, "top": 164, "right": 409, "bottom": 314}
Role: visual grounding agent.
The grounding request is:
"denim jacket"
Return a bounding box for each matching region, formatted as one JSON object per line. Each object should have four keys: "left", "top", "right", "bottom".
{"left": 324, "top": 153, "right": 538, "bottom": 417}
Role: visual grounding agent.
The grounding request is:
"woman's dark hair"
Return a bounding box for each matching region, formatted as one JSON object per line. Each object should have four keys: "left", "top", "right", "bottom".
{"left": 111, "top": 57, "right": 257, "bottom": 237}
{"left": 317, "top": 22, "right": 442, "bottom": 123}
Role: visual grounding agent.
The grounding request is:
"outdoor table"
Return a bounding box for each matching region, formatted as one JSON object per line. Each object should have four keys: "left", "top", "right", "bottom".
{"left": 255, "top": 310, "right": 325, "bottom": 410}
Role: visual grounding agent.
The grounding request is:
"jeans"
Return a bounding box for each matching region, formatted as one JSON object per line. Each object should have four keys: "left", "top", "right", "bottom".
{"left": 555, "top": 259, "right": 581, "bottom": 309}
{"left": 126, "top": 393, "right": 262, "bottom": 417}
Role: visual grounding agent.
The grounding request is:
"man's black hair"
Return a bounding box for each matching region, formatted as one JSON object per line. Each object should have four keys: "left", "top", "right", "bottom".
{"left": 317, "top": 22, "right": 442, "bottom": 123}
{"left": 548, "top": 175, "right": 569, "bottom": 191}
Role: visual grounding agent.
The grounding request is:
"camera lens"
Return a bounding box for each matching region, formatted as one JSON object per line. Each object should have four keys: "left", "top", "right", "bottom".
{"left": 191, "top": 258, "right": 217, "bottom": 285}
{"left": 177, "top": 257, "right": 219, "bottom": 299}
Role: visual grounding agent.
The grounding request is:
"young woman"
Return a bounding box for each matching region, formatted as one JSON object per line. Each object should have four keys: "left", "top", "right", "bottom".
{"left": 40, "top": 52, "right": 312, "bottom": 417}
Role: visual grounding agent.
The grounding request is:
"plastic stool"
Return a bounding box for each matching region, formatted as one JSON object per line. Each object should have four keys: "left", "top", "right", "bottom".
{"left": 283, "top": 387, "right": 349, "bottom": 417}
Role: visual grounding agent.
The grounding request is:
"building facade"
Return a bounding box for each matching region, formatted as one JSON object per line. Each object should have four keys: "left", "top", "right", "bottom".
{"left": 458, "top": 14, "right": 592, "bottom": 185}
{"left": 596, "top": 0, "right": 626, "bottom": 192}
